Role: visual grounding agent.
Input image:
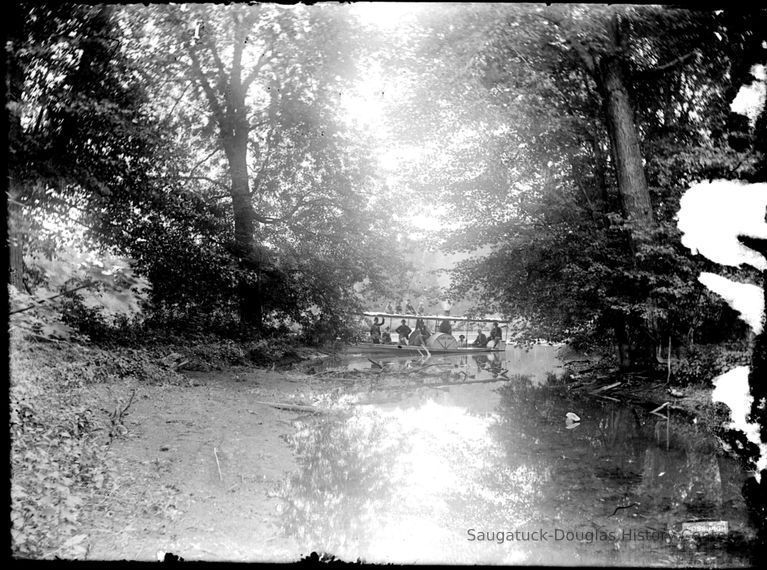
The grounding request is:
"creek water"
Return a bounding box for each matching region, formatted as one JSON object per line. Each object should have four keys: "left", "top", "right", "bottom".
{"left": 278, "top": 346, "right": 756, "bottom": 565}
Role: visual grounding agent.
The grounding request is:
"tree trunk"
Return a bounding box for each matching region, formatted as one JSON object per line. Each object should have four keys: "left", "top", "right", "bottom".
{"left": 7, "top": 201, "right": 25, "bottom": 292}
{"left": 222, "top": 132, "right": 263, "bottom": 328}
{"left": 598, "top": 54, "right": 656, "bottom": 232}
{"left": 613, "top": 313, "right": 633, "bottom": 369}
{"left": 7, "top": 3, "right": 26, "bottom": 292}
{"left": 595, "top": 19, "right": 658, "bottom": 367}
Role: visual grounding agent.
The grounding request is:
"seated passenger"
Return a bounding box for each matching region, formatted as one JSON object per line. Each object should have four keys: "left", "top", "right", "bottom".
{"left": 439, "top": 314, "right": 452, "bottom": 335}
{"left": 458, "top": 335, "right": 467, "bottom": 347}
{"left": 472, "top": 327, "right": 488, "bottom": 348}
{"left": 382, "top": 327, "right": 392, "bottom": 344}
{"left": 415, "top": 318, "right": 432, "bottom": 338}
{"left": 489, "top": 321, "right": 503, "bottom": 347}
{"left": 408, "top": 328, "right": 424, "bottom": 346}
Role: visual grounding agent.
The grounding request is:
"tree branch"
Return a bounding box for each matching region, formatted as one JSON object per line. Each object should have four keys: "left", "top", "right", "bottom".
{"left": 200, "top": 16, "right": 227, "bottom": 87}
{"left": 538, "top": 11, "right": 597, "bottom": 76}
{"left": 174, "top": 175, "right": 230, "bottom": 193}
{"left": 10, "top": 281, "right": 97, "bottom": 315}
{"left": 243, "top": 48, "right": 273, "bottom": 90}
{"left": 187, "top": 146, "right": 223, "bottom": 177}
{"left": 186, "top": 42, "right": 226, "bottom": 128}
{"left": 160, "top": 79, "right": 193, "bottom": 125}
{"left": 633, "top": 49, "right": 699, "bottom": 79}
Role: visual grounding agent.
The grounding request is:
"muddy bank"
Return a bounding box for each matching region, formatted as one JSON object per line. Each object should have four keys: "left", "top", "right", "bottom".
{"left": 81, "top": 367, "right": 340, "bottom": 562}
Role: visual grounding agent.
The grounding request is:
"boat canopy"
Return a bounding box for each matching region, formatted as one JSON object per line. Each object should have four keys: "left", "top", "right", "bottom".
{"left": 361, "top": 311, "right": 507, "bottom": 324}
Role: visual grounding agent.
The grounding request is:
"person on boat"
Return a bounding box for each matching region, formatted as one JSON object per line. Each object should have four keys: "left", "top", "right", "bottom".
{"left": 458, "top": 334, "right": 467, "bottom": 347}
{"left": 408, "top": 327, "right": 425, "bottom": 347}
{"left": 405, "top": 299, "right": 416, "bottom": 314}
{"left": 370, "top": 317, "right": 386, "bottom": 344}
{"left": 489, "top": 321, "right": 503, "bottom": 348}
{"left": 395, "top": 320, "right": 412, "bottom": 344}
{"left": 414, "top": 317, "right": 431, "bottom": 338}
{"left": 472, "top": 327, "right": 488, "bottom": 348}
{"left": 439, "top": 313, "right": 452, "bottom": 335}
{"left": 382, "top": 326, "right": 392, "bottom": 344}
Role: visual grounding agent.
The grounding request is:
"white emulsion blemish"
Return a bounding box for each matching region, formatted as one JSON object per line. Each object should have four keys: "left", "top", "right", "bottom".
{"left": 698, "top": 272, "right": 765, "bottom": 335}
{"left": 677, "top": 179, "right": 767, "bottom": 480}
{"left": 711, "top": 366, "right": 767, "bottom": 475}
{"left": 677, "top": 180, "right": 767, "bottom": 271}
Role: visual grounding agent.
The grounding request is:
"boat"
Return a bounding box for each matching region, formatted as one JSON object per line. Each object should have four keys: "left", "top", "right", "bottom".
{"left": 347, "top": 312, "right": 507, "bottom": 354}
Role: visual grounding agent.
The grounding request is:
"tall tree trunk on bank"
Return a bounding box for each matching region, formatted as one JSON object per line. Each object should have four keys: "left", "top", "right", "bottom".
{"left": 569, "top": 12, "right": 658, "bottom": 368}
{"left": 598, "top": 54, "right": 656, "bottom": 232}
{"left": 7, "top": 3, "right": 26, "bottom": 292}
{"left": 186, "top": 11, "right": 265, "bottom": 327}
{"left": 223, "top": 131, "right": 263, "bottom": 328}
{"left": 598, "top": 52, "right": 658, "bottom": 368}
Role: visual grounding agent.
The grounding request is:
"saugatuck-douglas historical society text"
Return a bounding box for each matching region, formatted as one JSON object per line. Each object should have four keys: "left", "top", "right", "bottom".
{"left": 466, "top": 528, "right": 668, "bottom": 544}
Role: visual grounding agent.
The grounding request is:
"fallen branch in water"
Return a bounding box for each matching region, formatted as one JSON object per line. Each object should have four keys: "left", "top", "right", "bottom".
{"left": 595, "top": 394, "right": 620, "bottom": 402}
{"left": 360, "top": 376, "right": 512, "bottom": 395}
{"left": 590, "top": 381, "right": 622, "bottom": 395}
{"left": 253, "top": 400, "right": 324, "bottom": 414}
{"left": 609, "top": 502, "right": 640, "bottom": 517}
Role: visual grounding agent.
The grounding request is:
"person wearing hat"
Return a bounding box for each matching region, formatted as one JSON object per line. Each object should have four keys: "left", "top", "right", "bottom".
{"left": 395, "top": 319, "right": 412, "bottom": 344}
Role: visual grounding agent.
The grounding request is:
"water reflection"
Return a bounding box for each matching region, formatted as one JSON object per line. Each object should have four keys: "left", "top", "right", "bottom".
{"left": 280, "top": 357, "right": 755, "bottom": 565}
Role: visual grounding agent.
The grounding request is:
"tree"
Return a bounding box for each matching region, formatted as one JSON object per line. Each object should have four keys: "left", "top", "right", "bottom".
{"left": 130, "top": 3, "right": 381, "bottom": 327}
{"left": 384, "top": 5, "right": 766, "bottom": 365}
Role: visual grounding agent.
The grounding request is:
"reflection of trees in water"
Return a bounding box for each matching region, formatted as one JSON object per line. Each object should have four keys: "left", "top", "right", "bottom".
{"left": 279, "top": 410, "right": 408, "bottom": 555}
{"left": 278, "top": 402, "right": 546, "bottom": 561}
{"left": 492, "top": 381, "right": 745, "bottom": 530}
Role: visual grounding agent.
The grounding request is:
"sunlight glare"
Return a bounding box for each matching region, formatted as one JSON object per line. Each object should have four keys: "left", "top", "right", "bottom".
{"left": 350, "top": 2, "right": 426, "bottom": 31}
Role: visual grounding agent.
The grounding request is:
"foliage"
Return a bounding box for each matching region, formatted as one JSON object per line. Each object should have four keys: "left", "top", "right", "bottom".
{"left": 387, "top": 5, "right": 767, "bottom": 360}
{"left": 8, "top": 3, "right": 412, "bottom": 334}
{"left": 670, "top": 345, "right": 752, "bottom": 387}
{"left": 9, "top": 245, "right": 150, "bottom": 342}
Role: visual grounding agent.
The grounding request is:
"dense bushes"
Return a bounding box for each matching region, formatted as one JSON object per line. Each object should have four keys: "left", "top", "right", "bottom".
{"left": 670, "top": 344, "right": 752, "bottom": 386}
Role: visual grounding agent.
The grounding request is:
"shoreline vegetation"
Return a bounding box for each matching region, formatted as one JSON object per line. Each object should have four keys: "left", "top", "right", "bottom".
{"left": 10, "top": 332, "right": 757, "bottom": 560}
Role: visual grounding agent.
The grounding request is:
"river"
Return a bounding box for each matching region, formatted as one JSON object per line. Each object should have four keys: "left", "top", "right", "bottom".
{"left": 277, "top": 345, "right": 756, "bottom": 565}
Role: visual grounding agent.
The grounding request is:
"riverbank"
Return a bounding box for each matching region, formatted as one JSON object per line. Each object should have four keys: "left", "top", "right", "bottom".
{"left": 9, "top": 338, "right": 331, "bottom": 560}
{"left": 10, "top": 338, "right": 754, "bottom": 561}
